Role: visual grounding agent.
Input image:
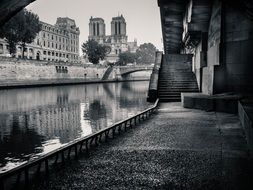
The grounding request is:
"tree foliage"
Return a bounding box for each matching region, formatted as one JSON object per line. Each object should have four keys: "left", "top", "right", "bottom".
{"left": 0, "top": 9, "right": 41, "bottom": 57}
{"left": 118, "top": 51, "right": 136, "bottom": 65}
{"left": 82, "top": 39, "right": 111, "bottom": 64}
{"left": 136, "top": 43, "right": 157, "bottom": 64}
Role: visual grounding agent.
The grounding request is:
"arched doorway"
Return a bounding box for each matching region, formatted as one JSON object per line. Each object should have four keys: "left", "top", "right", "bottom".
{"left": 29, "top": 48, "right": 34, "bottom": 59}
{"left": 36, "top": 51, "right": 40, "bottom": 60}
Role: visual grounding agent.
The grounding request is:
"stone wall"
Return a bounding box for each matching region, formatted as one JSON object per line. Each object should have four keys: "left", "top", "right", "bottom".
{"left": 203, "top": 0, "right": 222, "bottom": 95}
{"left": 199, "top": 0, "right": 253, "bottom": 95}
{"left": 223, "top": 4, "right": 253, "bottom": 92}
{"left": 0, "top": 57, "right": 110, "bottom": 83}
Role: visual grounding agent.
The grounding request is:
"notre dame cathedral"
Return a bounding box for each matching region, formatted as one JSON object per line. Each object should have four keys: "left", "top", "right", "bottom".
{"left": 88, "top": 15, "right": 138, "bottom": 62}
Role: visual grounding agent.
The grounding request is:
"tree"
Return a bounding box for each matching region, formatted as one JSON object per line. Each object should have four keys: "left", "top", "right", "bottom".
{"left": 82, "top": 39, "right": 111, "bottom": 64}
{"left": 118, "top": 51, "right": 136, "bottom": 65}
{"left": 0, "top": 15, "right": 20, "bottom": 55}
{"left": 18, "top": 9, "right": 41, "bottom": 58}
{"left": 136, "top": 43, "right": 157, "bottom": 64}
{"left": 0, "top": 9, "right": 41, "bottom": 58}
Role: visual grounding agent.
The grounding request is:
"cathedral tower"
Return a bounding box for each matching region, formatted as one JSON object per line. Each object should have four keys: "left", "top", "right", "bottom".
{"left": 111, "top": 15, "right": 126, "bottom": 36}
{"left": 88, "top": 17, "right": 105, "bottom": 43}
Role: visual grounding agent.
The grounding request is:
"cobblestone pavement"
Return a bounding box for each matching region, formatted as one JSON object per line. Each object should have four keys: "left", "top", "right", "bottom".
{"left": 32, "top": 103, "right": 253, "bottom": 190}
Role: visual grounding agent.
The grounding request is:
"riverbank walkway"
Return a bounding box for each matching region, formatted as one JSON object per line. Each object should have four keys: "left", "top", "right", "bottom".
{"left": 32, "top": 102, "right": 253, "bottom": 190}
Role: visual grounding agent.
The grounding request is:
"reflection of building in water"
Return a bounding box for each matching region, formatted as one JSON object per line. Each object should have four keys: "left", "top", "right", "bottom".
{"left": 28, "top": 103, "right": 82, "bottom": 144}
{"left": 84, "top": 100, "right": 108, "bottom": 132}
{"left": 0, "top": 103, "right": 83, "bottom": 145}
{"left": 0, "top": 114, "right": 12, "bottom": 142}
{"left": 80, "top": 103, "right": 92, "bottom": 137}
{"left": 0, "top": 114, "right": 43, "bottom": 170}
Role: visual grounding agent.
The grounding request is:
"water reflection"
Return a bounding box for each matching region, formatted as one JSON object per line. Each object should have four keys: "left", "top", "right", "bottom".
{"left": 0, "top": 81, "right": 151, "bottom": 173}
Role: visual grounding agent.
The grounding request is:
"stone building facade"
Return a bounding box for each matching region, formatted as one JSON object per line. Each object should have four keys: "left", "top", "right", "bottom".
{"left": 0, "top": 17, "right": 80, "bottom": 63}
{"left": 88, "top": 15, "right": 138, "bottom": 62}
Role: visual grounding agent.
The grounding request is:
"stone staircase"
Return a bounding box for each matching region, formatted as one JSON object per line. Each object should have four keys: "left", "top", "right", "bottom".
{"left": 101, "top": 66, "right": 113, "bottom": 80}
{"left": 158, "top": 54, "right": 199, "bottom": 102}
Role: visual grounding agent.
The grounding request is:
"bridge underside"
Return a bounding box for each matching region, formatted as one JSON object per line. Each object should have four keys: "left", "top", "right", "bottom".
{"left": 0, "top": 0, "right": 35, "bottom": 25}
{"left": 121, "top": 69, "right": 152, "bottom": 77}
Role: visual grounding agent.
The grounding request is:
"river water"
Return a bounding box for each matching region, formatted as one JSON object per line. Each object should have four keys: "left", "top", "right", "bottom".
{"left": 0, "top": 81, "right": 152, "bottom": 173}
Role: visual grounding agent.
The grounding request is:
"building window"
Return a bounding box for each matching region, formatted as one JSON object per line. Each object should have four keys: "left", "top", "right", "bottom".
{"left": 43, "top": 32, "right": 45, "bottom": 38}
{"left": 43, "top": 41, "right": 45, "bottom": 47}
{"left": 48, "top": 42, "right": 50, "bottom": 48}
{"left": 48, "top": 51, "right": 51, "bottom": 56}
{"left": 43, "top": 51, "right": 46, "bottom": 55}
{"left": 97, "top": 22, "right": 99, "bottom": 36}
{"left": 118, "top": 22, "right": 121, "bottom": 35}
{"left": 52, "top": 43, "right": 54, "bottom": 48}
{"left": 56, "top": 43, "right": 58, "bottom": 49}
{"left": 115, "top": 22, "right": 117, "bottom": 35}
{"left": 52, "top": 35, "right": 54, "bottom": 40}
{"left": 115, "top": 49, "right": 118, "bottom": 54}
{"left": 0, "top": 44, "right": 3, "bottom": 53}
{"left": 52, "top": 52, "right": 54, "bottom": 56}
{"left": 37, "top": 39, "right": 40, "bottom": 45}
{"left": 93, "top": 23, "right": 96, "bottom": 36}
{"left": 56, "top": 53, "right": 58, "bottom": 56}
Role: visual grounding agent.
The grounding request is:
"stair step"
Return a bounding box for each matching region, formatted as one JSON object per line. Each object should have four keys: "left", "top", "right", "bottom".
{"left": 157, "top": 59, "right": 199, "bottom": 100}
{"left": 160, "top": 82, "right": 197, "bottom": 84}
{"left": 159, "top": 93, "right": 181, "bottom": 96}
{"left": 159, "top": 86, "right": 198, "bottom": 88}
{"left": 159, "top": 89, "right": 199, "bottom": 91}
{"left": 159, "top": 98, "right": 181, "bottom": 102}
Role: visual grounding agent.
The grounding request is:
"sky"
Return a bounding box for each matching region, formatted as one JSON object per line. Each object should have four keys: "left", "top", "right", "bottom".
{"left": 26, "top": 0, "right": 163, "bottom": 53}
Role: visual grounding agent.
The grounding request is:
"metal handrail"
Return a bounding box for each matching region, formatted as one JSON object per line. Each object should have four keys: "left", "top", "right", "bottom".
{"left": 0, "top": 98, "right": 159, "bottom": 189}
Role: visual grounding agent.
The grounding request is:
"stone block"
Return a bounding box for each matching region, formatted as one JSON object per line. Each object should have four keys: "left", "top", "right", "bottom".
{"left": 202, "top": 66, "right": 214, "bottom": 95}
{"left": 238, "top": 101, "right": 253, "bottom": 158}
{"left": 182, "top": 93, "right": 214, "bottom": 111}
{"left": 182, "top": 92, "right": 241, "bottom": 114}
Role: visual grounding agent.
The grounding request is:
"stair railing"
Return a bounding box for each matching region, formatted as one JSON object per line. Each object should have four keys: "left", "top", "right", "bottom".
{"left": 147, "top": 51, "right": 163, "bottom": 102}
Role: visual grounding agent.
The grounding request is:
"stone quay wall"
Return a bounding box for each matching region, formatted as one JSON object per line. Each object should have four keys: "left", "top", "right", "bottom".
{"left": 0, "top": 57, "right": 119, "bottom": 87}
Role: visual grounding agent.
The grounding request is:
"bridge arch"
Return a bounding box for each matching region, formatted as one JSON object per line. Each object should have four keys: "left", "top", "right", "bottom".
{"left": 120, "top": 69, "right": 152, "bottom": 77}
